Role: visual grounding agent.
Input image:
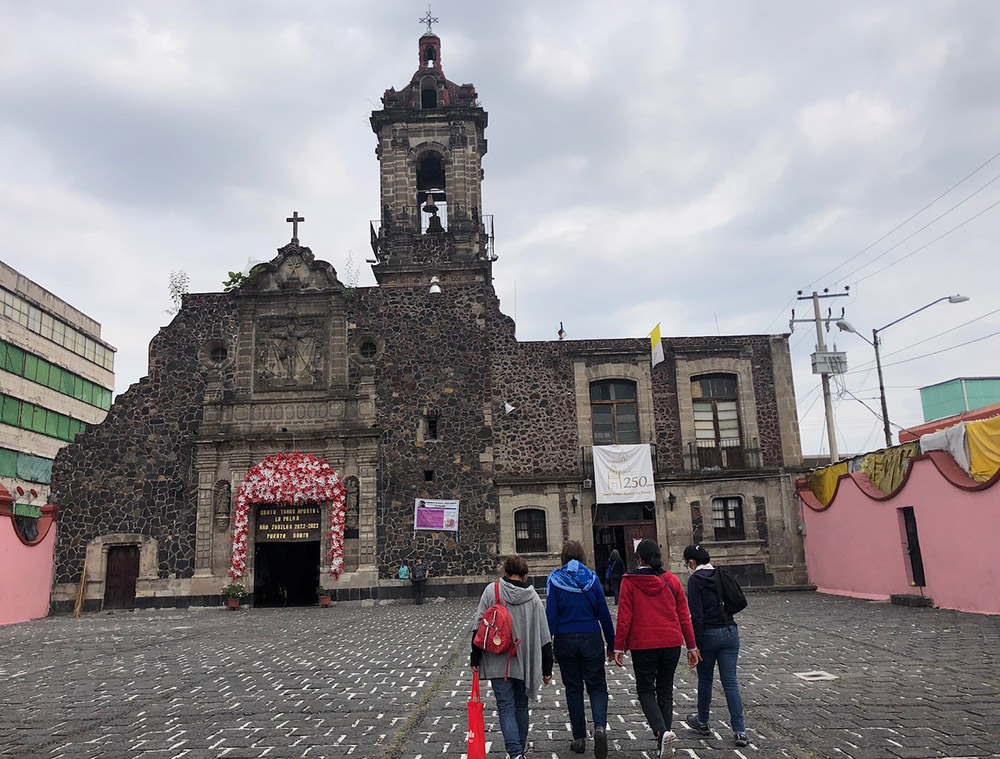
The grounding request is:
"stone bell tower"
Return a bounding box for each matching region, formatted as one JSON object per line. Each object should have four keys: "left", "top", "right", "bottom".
{"left": 369, "top": 28, "right": 493, "bottom": 273}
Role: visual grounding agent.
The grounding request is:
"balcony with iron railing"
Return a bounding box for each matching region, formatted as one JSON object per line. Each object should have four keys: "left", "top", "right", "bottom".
{"left": 578, "top": 438, "right": 762, "bottom": 480}
{"left": 686, "top": 437, "right": 760, "bottom": 472}
{"left": 369, "top": 203, "right": 494, "bottom": 260}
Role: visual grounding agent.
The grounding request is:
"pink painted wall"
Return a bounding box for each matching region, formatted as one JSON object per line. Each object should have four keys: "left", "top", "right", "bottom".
{"left": 799, "top": 454, "right": 1000, "bottom": 615}
{"left": 0, "top": 518, "right": 55, "bottom": 625}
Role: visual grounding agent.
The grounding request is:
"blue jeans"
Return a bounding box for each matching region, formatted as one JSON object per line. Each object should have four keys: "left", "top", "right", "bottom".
{"left": 696, "top": 626, "right": 745, "bottom": 733}
{"left": 631, "top": 647, "right": 681, "bottom": 738}
{"left": 491, "top": 677, "right": 529, "bottom": 757}
{"left": 554, "top": 632, "right": 608, "bottom": 738}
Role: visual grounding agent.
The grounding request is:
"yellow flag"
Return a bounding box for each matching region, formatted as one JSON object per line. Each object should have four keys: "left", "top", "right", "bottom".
{"left": 650, "top": 323, "right": 664, "bottom": 367}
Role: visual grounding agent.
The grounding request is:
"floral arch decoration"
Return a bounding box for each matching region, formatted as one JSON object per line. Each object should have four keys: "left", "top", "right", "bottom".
{"left": 228, "top": 452, "right": 347, "bottom": 580}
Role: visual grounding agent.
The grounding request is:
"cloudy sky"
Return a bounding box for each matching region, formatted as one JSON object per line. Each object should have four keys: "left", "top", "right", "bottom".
{"left": 2, "top": 1, "right": 998, "bottom": 457}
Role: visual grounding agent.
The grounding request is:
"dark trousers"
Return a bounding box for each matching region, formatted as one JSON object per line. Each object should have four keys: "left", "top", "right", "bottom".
{"left": 611, "top": 577, "right": 623, "bottom": 605}
{"left": 411, "top": 579, "right": 426, "bottom": 604}
{"left": 554, "top": 632, "right": 609, "bottom": 738}
{"left": 631, "top": 646, "right": 681, "bottom": 738}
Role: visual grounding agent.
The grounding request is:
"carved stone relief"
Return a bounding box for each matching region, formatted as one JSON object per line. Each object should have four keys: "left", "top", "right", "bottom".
{"left": 255, "top": 315, "right": 327, "bottom": 389}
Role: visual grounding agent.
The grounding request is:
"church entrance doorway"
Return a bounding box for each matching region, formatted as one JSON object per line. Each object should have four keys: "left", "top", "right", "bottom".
{"left": 592, "top": 502, "right": 657, "bottom": 595}
{"left": 254, "top": 541, "right": 320, "bottom": 606}
{"left": 253, "top": 504, "right": 322, "bottom": 607}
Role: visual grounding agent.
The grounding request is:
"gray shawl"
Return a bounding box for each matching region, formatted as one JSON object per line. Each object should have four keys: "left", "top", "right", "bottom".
{"left": 471, "top": 578, "right": 551, "bottom": 697}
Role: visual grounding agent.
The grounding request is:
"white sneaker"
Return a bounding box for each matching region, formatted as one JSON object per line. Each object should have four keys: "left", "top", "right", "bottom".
{"left": 659, "top": 730, "right": 677, "bottom": 758}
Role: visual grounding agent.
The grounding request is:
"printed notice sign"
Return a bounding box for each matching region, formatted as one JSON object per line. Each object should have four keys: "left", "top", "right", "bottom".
{"left": 255, "top": 505, "right": 322, "bottom": 542}
{"left": 592, "top": 444, "right": 656, "bottom": 504}
{"left": 413, "top": 499, "right": 459, "bottom": 531}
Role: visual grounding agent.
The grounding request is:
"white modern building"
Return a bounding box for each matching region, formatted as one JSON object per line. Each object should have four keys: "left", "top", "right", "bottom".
{"left": 0, "top": 260, "right": 115, "bottom": 511}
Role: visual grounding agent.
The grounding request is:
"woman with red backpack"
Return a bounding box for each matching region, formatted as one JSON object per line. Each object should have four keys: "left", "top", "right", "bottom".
{"left": 613, "top": 539, "right": 699, "bottom": 758}
{"left": 470, "top": 555, "right": 553, "bottom": 759}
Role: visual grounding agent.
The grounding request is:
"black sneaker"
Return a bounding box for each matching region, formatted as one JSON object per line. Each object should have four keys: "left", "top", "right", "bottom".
{"left": 569, "top": 738, "right": 586, "bottom": 753}
{"left": 735, "top": 732, "right": 749, "bottom": 747}
{"left": 685, "top": 713, "right": 711, "bottom": 736}
{"left": 594, "top": 729, "right": 608, "bottom": 759}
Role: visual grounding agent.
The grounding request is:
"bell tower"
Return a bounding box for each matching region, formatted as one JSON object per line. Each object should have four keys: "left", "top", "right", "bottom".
{"left": 369, "top": 29, "right": 492, "bottom": 275}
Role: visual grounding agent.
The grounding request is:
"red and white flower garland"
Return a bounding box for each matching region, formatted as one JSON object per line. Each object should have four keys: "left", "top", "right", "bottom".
{"left": 228, "top": 452, "right": 347, "bottom": 580}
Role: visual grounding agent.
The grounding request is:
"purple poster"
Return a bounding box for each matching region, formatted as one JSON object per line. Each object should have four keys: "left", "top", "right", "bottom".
{"left": 413, "top": 499, "right": 460, "bottom": 531}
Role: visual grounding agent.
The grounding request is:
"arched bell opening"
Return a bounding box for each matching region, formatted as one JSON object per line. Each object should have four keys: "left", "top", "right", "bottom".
{"left": 416, "top": 152, "right": 447, "bottom": 232}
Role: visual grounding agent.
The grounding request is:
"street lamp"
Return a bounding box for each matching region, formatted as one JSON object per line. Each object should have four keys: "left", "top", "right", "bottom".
{"left": 836, "top": 294, "right": 969, "bottom": 448}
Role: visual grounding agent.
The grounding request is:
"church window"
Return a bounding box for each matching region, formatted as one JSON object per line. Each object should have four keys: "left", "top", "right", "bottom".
{"left": 424, "top": 469, "right": 435, "bottom": 481}
{"left": 515, "top": 509, "right": 547, "bottom": 554}
{"left": 692, "top": 374, "right": 744, "bottom": 469}
{"left": 210, "top": 345, "right": 228, "bottom": 364}
{"left": 711, "top": 496, "right": 745, "bottom": 541}
{"left": 359, "top": 340, "right": 378, "bottom": 359}
{"left": 590, "top": 380, "right": 639, "bottom": 445}
{"left": 426, "top": 415, "right": 439, "bottom": 440}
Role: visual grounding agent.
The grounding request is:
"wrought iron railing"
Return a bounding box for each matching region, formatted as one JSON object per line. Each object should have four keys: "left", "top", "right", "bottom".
{"left": 686, "top": 438, "right": 760, "bottom": 472}
{"left": 369, "top": 209, "right": 494, "bottom": 259}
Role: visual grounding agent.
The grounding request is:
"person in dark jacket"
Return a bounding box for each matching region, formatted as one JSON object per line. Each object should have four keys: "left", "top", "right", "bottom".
{"left": 614, "top": 540, "right": 699, "bottom": 758}
{"left": 410, "top": 556, "right": 428, "bottom": 604}
{"left": 605, "top": 549, "right": 626, "bottom": 605}
{"left": 471, "top": 555, "right": 553, "bottom": 759}
{"left": 546, "top": 541, "right": 615, "bottom": 758}
{"left": 682, "top": 545, "right": 747, "bottom": 748}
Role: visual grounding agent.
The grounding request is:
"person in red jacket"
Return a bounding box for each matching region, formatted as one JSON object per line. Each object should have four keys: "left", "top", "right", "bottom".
{"left": 613, "top": 540, "right": 700, "bottom": 758}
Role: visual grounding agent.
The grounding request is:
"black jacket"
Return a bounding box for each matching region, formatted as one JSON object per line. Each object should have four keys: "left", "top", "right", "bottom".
{"left": 686, "top": 568, "right": 734, "bottom": 636}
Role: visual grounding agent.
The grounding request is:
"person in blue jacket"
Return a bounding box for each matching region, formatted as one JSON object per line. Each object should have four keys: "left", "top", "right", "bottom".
{"left": 546, "top": 541, "right": 616, "bottom": 759}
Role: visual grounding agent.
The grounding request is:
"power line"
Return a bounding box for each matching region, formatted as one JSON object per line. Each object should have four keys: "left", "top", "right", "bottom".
{"left": 853, "top": 195, "right": 1000, "bottom": 284}
{"left": 878, "top": 329, "right": 1000, "bottom": 369}
{"left": 846, "top": 308, "right": 1000, "bottom": 374}
{"left": 841, "top": 173, "right": 1000, "bottom": 283}
{"left": 803, "top": 148, "right": 1000, "bottom": 290}
{"left": 880, "top": 305, "right": 1000, "bottom": 358}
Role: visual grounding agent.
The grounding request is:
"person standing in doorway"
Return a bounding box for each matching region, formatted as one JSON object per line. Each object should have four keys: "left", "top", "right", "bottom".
{"left": 410, "top": 556, "right": 428, "bottom": 605}
{"left": 471, "top": 555, "right": 553, "bottom": 759}
{"left": 546, "top": 541, "right": 615, "bottom": 758}
{"left": 613, "top": 539, "right": 699, "bottom": 758}
{"left": 682, "top": 545, "right": 747, "bottom": 748}
{"left": 605, "top": 549, "right": 626, "bottom": 605}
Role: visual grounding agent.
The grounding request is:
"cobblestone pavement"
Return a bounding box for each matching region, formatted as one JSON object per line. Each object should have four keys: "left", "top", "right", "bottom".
{"left": 1, "top": 592, "right": 997, "bottom": 759}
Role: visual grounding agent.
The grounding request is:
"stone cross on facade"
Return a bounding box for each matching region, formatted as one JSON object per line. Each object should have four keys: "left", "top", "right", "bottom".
{"left": 286, "top": 211, "right": 305, "bottom": 242}
{"left": 419, "top": 6, "right": 438, "bottom": 34}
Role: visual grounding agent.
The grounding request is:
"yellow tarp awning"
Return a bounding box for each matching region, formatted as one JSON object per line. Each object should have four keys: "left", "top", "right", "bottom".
{"left": 806, "top": 461, "right": 848, "bottom": 505}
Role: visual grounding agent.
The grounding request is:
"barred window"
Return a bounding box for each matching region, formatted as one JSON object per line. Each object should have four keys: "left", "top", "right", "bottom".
{"left": 514, "top": 509, "right": 547, "bottom": 554}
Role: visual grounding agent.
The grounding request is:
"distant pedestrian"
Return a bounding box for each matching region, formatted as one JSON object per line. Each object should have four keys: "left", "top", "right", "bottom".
{"left": 613, "top": 539, "right": 699, "bottom": 758}
{"left": 546, "top": 541, "right": 615, "bottom": 758}
{"left": 471, "top": 555, "right": 553, "bottom": 759}
{"left": 410, "top": 556, "right": 428, "bottom": 605}
{"left": 682, "top": 545, "right": 747, "bottom": 748}
{"left": 605, "top": 549, "right": 626, "bottom": 605}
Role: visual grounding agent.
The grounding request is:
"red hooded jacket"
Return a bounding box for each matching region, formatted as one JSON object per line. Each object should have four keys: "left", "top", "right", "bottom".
{"left": 613, "top": 569, "right": 697, "bottom": 652}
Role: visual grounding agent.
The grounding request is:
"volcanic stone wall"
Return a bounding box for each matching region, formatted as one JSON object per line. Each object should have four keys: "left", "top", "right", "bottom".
{"left": 50, "top": 294, "right": 238, "bottom": 583}
{"left": 349, "top": 266, "right": 499, "bottom": 579}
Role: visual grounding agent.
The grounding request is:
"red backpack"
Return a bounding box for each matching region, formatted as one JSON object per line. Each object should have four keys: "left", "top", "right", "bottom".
{"left": 473, "top": 582, "right": 520, "bottom": 677}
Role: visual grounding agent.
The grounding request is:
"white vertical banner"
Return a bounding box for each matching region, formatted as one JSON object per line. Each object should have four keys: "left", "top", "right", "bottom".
{"left": 592, "top": 444, "right": 655, "bottom": 503}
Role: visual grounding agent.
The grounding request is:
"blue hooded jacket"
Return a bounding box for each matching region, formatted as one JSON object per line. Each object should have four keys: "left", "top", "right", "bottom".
{"left": 545, "top": 560, "right": 615, "bottom": 648}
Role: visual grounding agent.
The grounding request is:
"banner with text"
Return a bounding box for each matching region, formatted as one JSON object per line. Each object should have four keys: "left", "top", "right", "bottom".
{"left": 592, "top": 444, "right": 655, "bottom": 503}
{"left": 414, "top": 498, "right": 460, "bottom": 531}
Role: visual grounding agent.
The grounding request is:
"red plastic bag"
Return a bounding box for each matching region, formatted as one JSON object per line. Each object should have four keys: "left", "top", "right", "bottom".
{"left": 467, "top": 670, "right": 486, "bottom": 759}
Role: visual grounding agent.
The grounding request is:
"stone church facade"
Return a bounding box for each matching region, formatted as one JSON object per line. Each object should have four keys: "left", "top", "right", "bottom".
{"left": 49, "top": 32, "right": 806, "bottom": 611}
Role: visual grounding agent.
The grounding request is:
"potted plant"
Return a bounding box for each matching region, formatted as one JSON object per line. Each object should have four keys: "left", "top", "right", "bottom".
{"left": 317, "top": 585, "right": 332, "bottom": 607}
{"left": 221, "top": 582, "right": 248, "bottom": 610}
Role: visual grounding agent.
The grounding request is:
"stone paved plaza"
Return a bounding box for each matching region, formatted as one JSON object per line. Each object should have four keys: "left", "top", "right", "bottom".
{"left": 1, "top": 592, "right": 998, "bottom": 759}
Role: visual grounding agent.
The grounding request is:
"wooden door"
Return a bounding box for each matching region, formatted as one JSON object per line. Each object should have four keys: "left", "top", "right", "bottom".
{"left": 622, "top": 523, "right": 658, "bottom": 572}
{"left": 901, "top": 507, "right": 926, "bottom": 587}
{"left": 104, "top": 545, "right": 139, "bottom": 610}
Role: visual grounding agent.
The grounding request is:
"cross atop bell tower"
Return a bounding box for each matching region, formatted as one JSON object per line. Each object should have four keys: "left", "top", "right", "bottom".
{"left": 369, "top": 28, "right": 492, "bottom": 273}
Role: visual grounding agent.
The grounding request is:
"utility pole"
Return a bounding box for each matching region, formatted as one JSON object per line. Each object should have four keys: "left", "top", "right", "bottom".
{"left": 791, "top": 288, "right": 850, "bottom": 463}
